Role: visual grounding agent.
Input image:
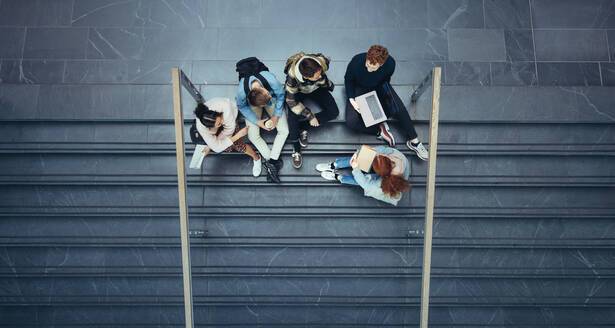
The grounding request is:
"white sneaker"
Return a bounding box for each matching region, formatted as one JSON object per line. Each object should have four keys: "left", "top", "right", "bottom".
{"left": 252, "top": 157, "right": 262, "bottom": 177}
{"left": 406, "top": 140, "right": 429, "bottom": 161}
{"left": 316, "top": 162, "right": 335, "bottom": 172}
{"left": 321, "top": 171, "right": 337, "bottom": 181}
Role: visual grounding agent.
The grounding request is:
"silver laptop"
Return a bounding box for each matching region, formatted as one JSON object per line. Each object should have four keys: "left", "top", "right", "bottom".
{"left": 356, "top": 90, "right": 387, "bottom": 127}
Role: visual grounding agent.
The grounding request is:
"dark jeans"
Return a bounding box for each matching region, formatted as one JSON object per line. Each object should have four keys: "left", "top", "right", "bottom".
{"left": 345, "top": 82, "right": 418, "bottom": 140}
{"left": 287, "top": 88, "right": 340, "bottom": 151}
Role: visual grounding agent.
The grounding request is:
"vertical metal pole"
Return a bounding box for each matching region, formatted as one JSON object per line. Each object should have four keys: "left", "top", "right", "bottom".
{"left": 420, "top": 66, "right": 442, "bottom": 328}
{"left": 172, "top": 67, "right": 194, "bottom": 328}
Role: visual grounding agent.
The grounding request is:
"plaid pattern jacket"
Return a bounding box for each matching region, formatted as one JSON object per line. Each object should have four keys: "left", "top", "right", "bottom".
{"left": 284, "top": 53, "right": 334, "bottom": 119}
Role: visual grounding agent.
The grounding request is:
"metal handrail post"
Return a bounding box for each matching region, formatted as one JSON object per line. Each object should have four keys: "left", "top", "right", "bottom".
{"left": 172, "top": 67, "right": 194, "bottom": 328}
{"left": 420, "top": 66, "right": 442, "bottom": 328}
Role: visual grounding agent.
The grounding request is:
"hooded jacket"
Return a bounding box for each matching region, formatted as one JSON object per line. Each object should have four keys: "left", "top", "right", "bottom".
{"left": 284, "top": 52, "right": 334, "bottom": 120}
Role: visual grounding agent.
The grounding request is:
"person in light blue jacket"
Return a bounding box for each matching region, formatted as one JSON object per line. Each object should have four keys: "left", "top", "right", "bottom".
{"left": 316, "top": 146, "right": 410, "bottom": 206}
{"left": 236, "top": 70, "right": 288, "bottom": 183}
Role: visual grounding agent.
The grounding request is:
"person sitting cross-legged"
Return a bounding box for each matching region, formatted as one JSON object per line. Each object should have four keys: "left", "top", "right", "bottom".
{"left": 344, "top": 45, "right": 429, "bottom": 160}
{"left": 194, "top": 98, "right": 261, "bottom": 176}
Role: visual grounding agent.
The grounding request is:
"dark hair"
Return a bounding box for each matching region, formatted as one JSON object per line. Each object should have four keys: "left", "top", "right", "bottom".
{"left": 372, "top": 155, "right": 410, "bottom": 197}
{"left": 298, "top": 58, "right": 321, "bottom": 78}
{"left": 247, "top": 88, "right": 271, "bottom": 106}
{"left": 194, "top": 103, "right": 222, "bottom": 128}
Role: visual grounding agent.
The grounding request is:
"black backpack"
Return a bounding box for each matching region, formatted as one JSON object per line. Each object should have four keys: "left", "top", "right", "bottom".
{"left": 235, "top": 57, "right": 272, "bottom": 96}
{"left": 189, "top": 119, "right": 206, "bottom": 145}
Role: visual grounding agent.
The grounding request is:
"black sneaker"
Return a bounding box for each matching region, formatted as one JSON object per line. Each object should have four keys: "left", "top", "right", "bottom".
{"left": 270, "top": 158, "right": 283, "bottom": 171}
{"left": 299, "top": 130, "right": 308, "bottom": 148}
{"left": 263, "top": 160, "right": 280, "bottom": 183}
{"left": 291, "top": 150, "right": 303, "bottom": 169}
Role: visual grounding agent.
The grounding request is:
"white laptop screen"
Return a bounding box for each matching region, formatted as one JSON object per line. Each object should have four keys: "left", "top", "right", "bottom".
{"left": 356, "top": 90, "right": 387, "bottom": 127}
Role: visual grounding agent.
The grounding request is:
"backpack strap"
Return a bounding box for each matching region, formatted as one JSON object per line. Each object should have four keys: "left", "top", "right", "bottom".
{"left": 243, "top": 77, "right": 251, "bottom": 98}
{"left": 243, "top": 73, "right": 273, "bottom": 102}
{"left": 254, "top": 72, "right": 272, "bottom": 91}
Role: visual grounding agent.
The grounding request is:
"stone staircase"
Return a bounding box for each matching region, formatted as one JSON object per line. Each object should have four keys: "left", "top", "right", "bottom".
{"left": 1, "top": 76, "right": 615, "bottom": 326}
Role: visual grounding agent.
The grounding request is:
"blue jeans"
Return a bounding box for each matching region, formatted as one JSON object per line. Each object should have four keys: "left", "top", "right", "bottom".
{"left": 334, "top": 156, "right": 378, "bottom": 186}
{"left": 334, "top": 157, "right": 358, "bottom": 185}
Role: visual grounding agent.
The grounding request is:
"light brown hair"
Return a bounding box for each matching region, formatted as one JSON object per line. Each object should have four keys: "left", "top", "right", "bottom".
{"left": 247, "top": 88, "right": 271, "bottom": 106}
{"left": 366, "top": 45, "right": 389, "bottom": 65}
{"left": 372, "top": 155, "right": 410, "bottom": 197}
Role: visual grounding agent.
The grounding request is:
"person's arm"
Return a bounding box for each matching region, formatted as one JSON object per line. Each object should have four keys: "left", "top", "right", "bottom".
{"left": 284, "top": 75, "right": 314, "bottom": 120}
{"left": 344, "top": 60, "right": 356, "bottom": 99}
{"left": 323, "top": 74, "right": 334, "bottom": 91}
{"left": 230, "top": 126, "right": 249, "bottom": 143}
{"left": 236, "top": 84, "right": 260, "bottom": 124}
{"left": 202, "top": 131, "right": 233, "bottom": 153}
{"left": 344, "top": 60, "right": 361, "bottom": 112}
{"left": 195, "top": 120, "right": 231, "bottom": 153}
{"left": 264, "top": 72, "right": 286, "bottom": 118}
{"left": 352, "top": 167, "right": 380, "bottom": 190}
{"left": 383, "top": 57, "right": 395, "bottom": 83}
{"left": 374, "top": 145, "right": 395, "bottom": 155}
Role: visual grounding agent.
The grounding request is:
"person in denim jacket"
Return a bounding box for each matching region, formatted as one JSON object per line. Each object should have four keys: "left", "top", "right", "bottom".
{"left": 316, "top": 146, "right": 410, "bottom": 206}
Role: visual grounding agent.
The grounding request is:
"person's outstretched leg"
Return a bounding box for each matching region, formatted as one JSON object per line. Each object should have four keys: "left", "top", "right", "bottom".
{"left": 242, "top": 144, "right": 261, "bottom": 177}
{"left": 334, "top": 156, "right": 352, "bottom": 169}
{"left": 246, "top": 106, "right": 270, "bottom": 160}
{"left": 378, "top": 82, "right": 418, "bottom": 141}
{"left": 267, "top": 106, "right": 289, "bottom": 162}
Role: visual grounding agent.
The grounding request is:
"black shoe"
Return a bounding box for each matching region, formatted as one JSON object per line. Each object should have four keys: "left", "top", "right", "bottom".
{"left": 263, "top": 160, "right": 281, "bottom": 183}
{"left": 291, "top": 150, "right": 303, "bottom": 169}
{"left": 270, "top": 158, "right": 283, "bottom": 171}
{"left": 299, "top": 130, "right": 308, "bottom": 148}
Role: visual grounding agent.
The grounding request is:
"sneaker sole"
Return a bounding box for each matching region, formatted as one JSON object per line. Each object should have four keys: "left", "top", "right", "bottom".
{"left": 407, "top": 144, "right": 428, "bottom": 161}
{"left": 320, "top": 173, "right": 337, "bottom": 181}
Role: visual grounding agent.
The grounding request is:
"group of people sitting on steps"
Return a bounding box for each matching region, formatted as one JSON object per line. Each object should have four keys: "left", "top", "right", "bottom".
{"left": 192, "top": 45, "right": 429, "bottom": 206}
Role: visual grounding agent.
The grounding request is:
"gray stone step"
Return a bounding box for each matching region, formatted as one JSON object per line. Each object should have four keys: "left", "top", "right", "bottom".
{"left": 0, "top": 185, "right": 613, "bottom": 216}
{"left": 2, "top": 153, "right": 614, "bottom": 188}
{"left": 2, "top": 246, "right": 613, "bottom": 278}
{"left": 3, "top": 85, "right": 615, "bottom": 123}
